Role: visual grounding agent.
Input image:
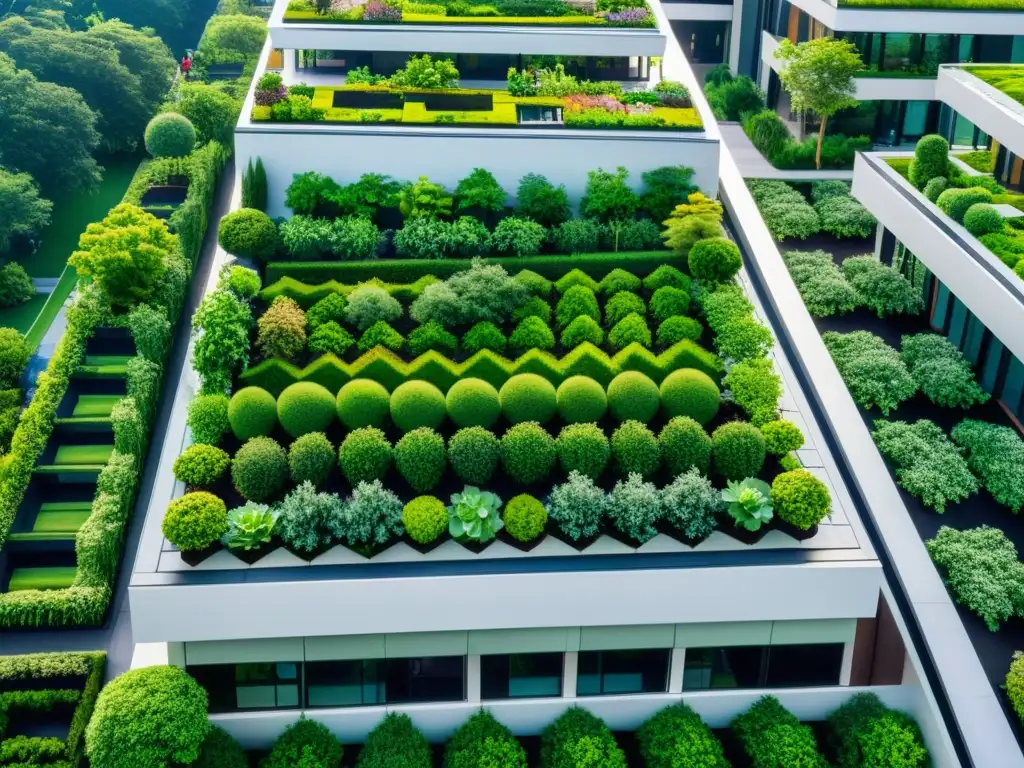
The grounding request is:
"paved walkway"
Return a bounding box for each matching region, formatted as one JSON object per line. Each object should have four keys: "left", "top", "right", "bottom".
{"left": 21, "top": 294, "right": 71, "bottom": 396}
{"left": 2, "top": 160, "right": 236, "bottom": 681}
{"left": 719, "top": 122, "right": 855, "bottom": 182}
{"left": 31, "top": 278, "right": 58, "bottom": 293}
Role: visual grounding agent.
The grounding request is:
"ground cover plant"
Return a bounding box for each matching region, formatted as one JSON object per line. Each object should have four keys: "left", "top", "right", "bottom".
{"left": 781, "top": 250, "right": 861, "bottom": 316}
{"left": 747, "top": 180, "right": 875, "bottom": 242}
{"left": 822, "top": 331, "right": 916, "bottom": 414}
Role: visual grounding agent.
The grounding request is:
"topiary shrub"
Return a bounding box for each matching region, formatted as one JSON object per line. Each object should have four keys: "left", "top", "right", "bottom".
{"left": 446, "top": 711, "right": 526, "bottom": 768}
{"left": 502, "top": 422, "right": 556, "bottom": 484}
{"left": 448, "top": 426, "right": 501, "bottom": 484}
{"left": 228, "top": 386, "right": 277, "bottom": 440}
{"left": 606, "top": 371, "right": 660, "bottom": 422}
{"left": 556, "top": 375, "right": 607, "bottom": 423}
{"left": 263, "top": 716, "right": 343, "bottom": 768}
{"left": 607, "top": 472, "right": 661, "bottom": 544}
{"left": 540, "top": 708, "right": 626, "bottom": 768}
{"left": 309, "top": 322, "right": 354, "bottom": 357}
{"left": 644, "top": 264, "right": 690, "bottom": 292}
{"left": 649, "top": 286, "right": 690, "bottom": 322}
{"left": 339, "top": 427, "right": 392, "bottom": 484}
{"left": 232, "top": 436, "right": 289, "bottom": 502}
{"left": 358, "top": 320, "right": 405, "bottom": 353}
{"left": 345, "top": 283, "right": 403, "bottom": 331}
{"left": 547, "top": 471, "right": 606, "bottom": 543}
{"left": 499, "top": 373, "right": 558, "bottom": 425}
{"left": 187, "top": 393, "right": 230, "bottom": 445}
{"left": 712, "top": 421, "right": 766, "bottom": 481}
{"left": 144, "top": 112, "right": 196, "bottom": 158}
{"left": 257, "top": 295, "right": 307, "bottom": 361}
{"left": 772, "top": 469, "right": 830, "bottom": 530}
{"left": 192, "top": 726, "right": 247, "bottom": 768}
{"left": 390, "top": 380, "right": 446, "bottom": 432}
{"left": 963, "top": 203, "right": 1003, "bottom": 237}
{"left": 637, "top": 703, "right": 728, "bottom": 768}
{"left": 659, "top": 416, "right": 712, "bottom": 475}
{"left": 288, "top": 432, "right": 335, "bottom": 487}
{"left": 358, "top": 713, "right": 432, "bottom": 768}
{"left": 689, "top": 237, "right": 743, "bottom": 283}
{"left": 173, "top": 444, "right": 230, "bottom": 488}
{"left": 217, "top": 208, "right": 278, "bottom": 261}
{"left": 446, "top": 378, "right": 500, "bottom": 429}
{"left": 556, "top": 285, "right": 601, "bottom": 328}
{"left": 332, "top": 479, "right": 403, "bottom": 548}
{"left": 408, "top": 320, "right": 459, "bottom": 357}
{"left": 662, "top": 468, "right": 720, "bottom": 541}
{"left": 733, "top": 696, "right": 827, "bottom": 768}
{"left": 908, "top": 134, "right": 948, "bottom": 189}
{"left": 277, "top": 381, "right": 336, "bottom": 438}
{"left": 162, "top": 491, "right": 228, "bottom": 551}
{"left": 337, "top": 379, "right": 391, "bottom": 429}
{"left": 599, "top": 268, "right": 642, "bottom": 296}
{"left": 395, "top": 427, "right": 446, "bottom": 492}
{"left": 657, "top": 316, "right": 702, "bottom": 347}
{"left": 760, "top": 419, "right": 804, "bottom": 455}
{"left": 307, "top": 293, "right": 348, "bottom": 329}
{"left": 515, "top": 269, "right": 553, "bottom": 297}
{"left": 608, "top": 313, "right": 651, "bottom": 350}
{"left": 85, "top": 666, "right": 209, "bottom": 768}
{"left": 827, "top": 692, "right": 929, "bottom": 768}
{"left": 1009, "top": 653, "right": 1024, "bottom": 728}
{"left": 402, "top": 496, "right": 448, "bottom": 545}
{"left": 509, "top": 315, "right": 555, "bottom": 351}
{"left": 555, "top": 268, "right": 600, "bottom": 294}
{"left": 462, "top": 321, "right": 507, "bottom": 354}
{"left": 512, "top": 296, "right": 553, "bottom": 325}
{"left": 605, "top": 291, "right": 646, "bottom": 327}
{"left": 557, "top": 423, "right": 611, "bottom": 480}
{"left": 560, "top": 315, "right": 604, "bottom": 349}
{"left": 659, "top": 368, "right": 720, "bottom": 424}
{"left": 936, "top": 186, "right": 992, "bottom": 223}
{"left": 611, "top": 420, "right": 661, "bottom": 478}
{"left": 504, "top": 493, "right": 547, "bottom": 542}
{"left": 922, "top": 176, "right": 947, "bottom": 203}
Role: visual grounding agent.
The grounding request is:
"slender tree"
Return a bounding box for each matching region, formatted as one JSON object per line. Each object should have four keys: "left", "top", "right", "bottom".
{"left": 775, "top": 37, "right": 862, "bottom": 169}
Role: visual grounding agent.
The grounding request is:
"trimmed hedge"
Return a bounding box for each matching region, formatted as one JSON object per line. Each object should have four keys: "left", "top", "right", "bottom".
{"left": 733, "top": 696, "right": 828, "bottom": 768}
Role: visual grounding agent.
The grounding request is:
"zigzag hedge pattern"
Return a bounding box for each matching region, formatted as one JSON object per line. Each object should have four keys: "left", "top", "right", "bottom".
{"left": 260, "top": 275, "right": 440, "bottom": 309}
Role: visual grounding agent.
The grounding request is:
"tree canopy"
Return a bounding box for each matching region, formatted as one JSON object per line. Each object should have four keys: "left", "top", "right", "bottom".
{"left": 170, "top": 82, "right": 242, "bottom": 146}
{"left": 86, "top": 20, "right": 176, "bottom": 113}
{"left": 0, "top": 168, "right": 52, "bottom": 254}
{"left": 198, "top": 13, "right": 266, "bottom": 64}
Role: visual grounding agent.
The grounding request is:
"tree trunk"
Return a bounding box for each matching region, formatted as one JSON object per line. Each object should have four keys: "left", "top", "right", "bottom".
{"left": 815, "top": 115, "right": 828, "bottom": 170}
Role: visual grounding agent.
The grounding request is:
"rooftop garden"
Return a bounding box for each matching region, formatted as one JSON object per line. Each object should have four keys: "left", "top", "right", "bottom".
{"left": 838, "top": 0, "right": 1024, "bottom": 9}
{"left": 252, "top": 59, "right": 701, "bottom": 131}
{"left": 962, "top": 65, "right": 1024, "bottom": 104}
{"left": 283, "top": 0, "right": 657, "bottom": 27}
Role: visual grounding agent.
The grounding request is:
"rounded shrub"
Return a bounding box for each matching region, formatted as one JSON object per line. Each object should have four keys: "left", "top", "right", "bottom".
{"left": 501, "top": 422, "right": 556, "bottom": 484}
{"left": 144, "top": 112, "right": 196, "bottom": 158}
{"left": 760, "top": 419, "right": 804, "bottom": 456}
{"left": 557, "top": 423, "right": 610, "bottom": 480}
{"left": 402, "top": 496, "right": 448, "bottom": 545}
{"left": 173, "top": 444, "right": 230, "bottom": 488}
{"left": 500, "top": 373, "right": 558, "bottom": 425}
{"left": 612, "top": 420, "right": 661, "bottom": 478}
{"left": 0, "top": 328, "right": 29, "bottom": 390}
{"left": 504, "top": 494, "right": 548, "bottom": 542}
{"left": 909, "top": 134, "right": 949, "bottom": 189}
{"left": 1008, "top": 654, "right": 1024, "bottom": 727}
{"left": 923, "top": 176, "right": 948, "bottom": 202}
{"left": 936, "top": 186, "right": 992, "bottom": 223}
{"left": 192, "top": 726, "right": 247, "bottom": 768}
{"left": 85, "top": 666, "right": 209, "bottom": 768}
{"left": 637, "top": 702, "right": 727, "bottom": 768}
{"left": 711, "top": 422, "right": 766, "bottom": 481}
{"left": 599, "top": 267, "right": 643, "bottom": 296}
{"left": 448, "top": 426, "right": 500, "bottom": 485}
{"left": 963, "top": 203, "right": 1003, "bottom": 237}
{"left": 358, "top": 713, "right": 432, "bottom": 768}
{"left": 509, "top": 315, "right": 555, "bottom": 351}
{"left": 772, "top": 469, "right": 831, "bottom": 530}
{"left": 232, "top": 436, "right": 289, "bottom": 502}
{"left": 556, "top": 284, "right": 601, "bottom": 328}
{"left": 660, "top": 368, "right": 721, "bottom": 424}
{"left": 161, "top": 491, "right": 228, "bottom": 551}
{"left": 688, "top": 237, "right": 742, "bottom": 283}
{"left": 556, "top": 375, "right": 608, "bottom": 423}
{"left": 608, "top": 313, "right": 652, "bottom": 350}
{"left": 462, "top": 321, "right": 507, "bottom": 354}
{"left": 659, "top": 416, "right": 712, "bottom": 475}
{"left": 560, "top": 315, "right": 604, "bottom": 349}
{"left": 606, "top": 371, "right": 660, "bottom": 423}
{"left": 217, "top": 208, "right": 278, "bottom": 261}
{"left": 605, "top": 291, "right": 646, "bottom": 327}
{"left": 277, "top": 381, "right": 336, "bottom": 438}
{"left": 649, "top": 286, "right": 690, "bottom": 322}
{"left": 264, "top": 717, "right": 342, "bottom": 768}
{"left": 339, "top": 427, "right": 392, "bottom": 485}
{"left": 446, "top": 711, "right": 526, "bottom": 768}
{"left": 657, "top": 316, "right": 702, "bottom": 347}
{"left": 644, "top": 264, "right": 689, "bottom": 292}
{"left": 228, "top": 386, "right": 277, "bottom": 440}
{"left": 187, "top": 393, "right": 230, "bottom": 445}
{"left": 395, "top": 428, "right": 446, "bottom": 493}
{"left": 336, "top": 379, "right": 390, "bottom": 429}
{"left": 390, "top": 380, "right": 446, "bottom": 432}
{"left": 288, "top": 432, "right": 335, "bottom": 487}
{"left": 540, "top": 708, "right": 626, "bottom": 768}
{"left": 446, "top": 378, "right": 500, "bottom": 428}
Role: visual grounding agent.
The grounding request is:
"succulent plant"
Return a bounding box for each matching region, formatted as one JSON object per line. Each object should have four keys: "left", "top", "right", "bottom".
{"left": 222, "top": 502, "right": 279, "bottom": 551}
{"left": 447, "top": 486, "right": 503, "bottom": 543}
{"left": 721, "top": 477, "right": 773, "bottom": 532}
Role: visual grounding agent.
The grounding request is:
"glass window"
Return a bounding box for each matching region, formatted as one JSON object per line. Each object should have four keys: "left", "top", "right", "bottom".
{"left": 764, "top": 644, "right": 844, "bottom": 688}
{"left": 1000, "top": 356, "right": 1024, "bottom": 416}
{"left": 931, "top": 281, "right": 951, "bottom": 332}
{"left": 981, "top": 337, "right": 1005, "bottom": 394}
{"left": 306, "top": 660, "right": 385, "bottom": 708}
{"left": 947, "top": 298, "right": 969, "bottom": 348}
{"left": 481, "top": 653, "right": 563, "bottom": 700}
{"left": 576, "top": 649, "right": 670, "bottom": 696}
{"left": 518, "top": 106, "right": 562, "bottom": 124}
{"left": 385, "top": 656, "right": 465, "bottom": 704}
{"left": 187, "top": 663, "right": 300, "bottom": 713}
{"left": 683, "top": 644, "right": 843, "bottom": 691}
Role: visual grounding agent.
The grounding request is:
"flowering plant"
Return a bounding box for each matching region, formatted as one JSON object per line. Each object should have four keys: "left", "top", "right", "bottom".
{"left": 363, "top": 0, "right": 401, "bottom": 20}
{"left": 606, "top": 6, "right": 651, "bottom": 25}
{"left": 626, "top": 102, "right": 654, "bottom": 115}
{"left": 564, "top": 94, "right": 626, "bottom": 113}
{"left": 255, "top": 85, "right": 287, "bottom": 106}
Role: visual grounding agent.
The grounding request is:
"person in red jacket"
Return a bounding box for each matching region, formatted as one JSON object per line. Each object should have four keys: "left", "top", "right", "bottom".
{"left": 181, "top": 55, "right": 192, "bottom": 79}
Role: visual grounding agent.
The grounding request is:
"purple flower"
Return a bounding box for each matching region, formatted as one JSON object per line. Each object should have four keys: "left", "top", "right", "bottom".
{"left": 606, "top": 7, "right": 650, "bottom": 24}
{"left": 255, "top": 85, "right": 287, "bottom": 106}
{"left": 363, "top": 0, "right": 401, "bottom": 20}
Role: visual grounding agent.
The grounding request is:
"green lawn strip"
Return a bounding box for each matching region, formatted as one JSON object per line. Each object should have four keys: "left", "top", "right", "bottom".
{"left": 0, "top": 294, "right": 48, "bottom": 336}
{"left": 24, "top": 267, "right": 79, "bottom": 351}
{"left": 7, "top": 567, "right": 78, "bottom": 592}
{"left": 53, "top": 444, "right": 113, "bottom": 466}
{"left": 34, "top": 503, "right": 93, "bottom": 533}
{"left": 82, "top": 355, "right": 133, "bottom": 367}
{"left": 70, "top": 395, "right": 122, "bottom": 418}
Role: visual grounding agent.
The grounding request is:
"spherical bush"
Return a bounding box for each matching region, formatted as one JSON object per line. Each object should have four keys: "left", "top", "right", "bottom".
{"left": 395, "top": 428, "right": 446, "bottom": 493}
{"left": 338, "top": 427, "right": 393, "bottom": 485}
{"left": 144, "top": 113, "right": 196, "bottom": 158}
{"left": 336, "top": 379, "right": 390, "bottom": 429}
{"left": 228, "top": 387, "right": 277, "bottom": 440}
{"left": 936, "top": 186, "right": 992, "bottom": 223}
{"left": 606, "top": 371, "right": 660, "bottom": 423}
{"left": 657, "top": 316, "right": 702, "bottom": 347}
{"left": 499, "top": 373, "right": 557, "bottom": 425}
{"left": 760, "top": 419, "right": 804, "bottom": 456}
{"left": 659, "top": 416, "right": 712, "bottom": 475}
{"left": 659, "top": 369, "right": 721, "bottom": 425}
{"left": 288, "top": 432, "right": 335, "bottom": 487}
{"left": 446, "top": 378, "right": 500, "bottom": 429}
{"left": 403, "top": 496, "right": 448, "bottom": 544}
{"left": 504, "top": 494, "right": 547, "bottom": 543}
{"left": 711, "top": 422, "right": 766, "bottom": 481}
{"left": 501, "top": 422, "right": 556, "bottom": 485}
{"left": 909, "top": 134, "right": 949, "bottom": 189}
{"left": 556, "top": 376, "right": 607, "bottom": 424}
{"left": 217, "top": 208, "right": 278, "bottom": 262}
{"left": 923, "top": 176, "right": 948, "bottom": 202}
{"left": 173, "top": 444, "right": 230, "bottom": 488}
{"left": 963, "top": 203, "right": 1003, "bottom": 237}
{"left": 161, "top": 491, "right": 227, "bottom": 551}
{"left": 611, "top": 420, "right": 661, "bottom": 478}
{"left": 772, "top": 469, "right": 831, "bottom": 530}
{"left": 390, "top": 380, "right": 446, "bottom": 432}
{"left": 649, "top": 286, "right": 690, "bottom": 322}
{"left": 557, "top": 423, "right": 610, "bottom": 480}
{"left": 231, "top": 437, "right": 289, "bottom": 502}
{"left": 688, "top": 237, "right": 742, "bottom": 283}
{"left": 277, "top": 381, "right": 336, "bottom": 438}
{"left": 448, "top": 427, "right": 501, "bottom": 485}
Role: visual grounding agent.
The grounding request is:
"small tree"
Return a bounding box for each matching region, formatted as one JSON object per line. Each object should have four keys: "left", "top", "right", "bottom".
{"left": 0, "top": 168, "right": 53, "bottom": 253}
{"left": 775, "top": 38, "right": 862, "bottom": 169}
{"left": 241, "top": 157, "right": 268, "bottom": 211}
{"left": 454, "top": 168, "right": 506, "bottom": 217}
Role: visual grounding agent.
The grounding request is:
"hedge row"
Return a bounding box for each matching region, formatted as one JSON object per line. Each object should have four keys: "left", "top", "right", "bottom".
{"left": 261, "top": 275, "right": 440, "bottom": 308}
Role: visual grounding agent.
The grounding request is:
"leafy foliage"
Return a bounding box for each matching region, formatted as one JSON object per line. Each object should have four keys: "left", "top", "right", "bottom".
{"left": 951, "top": 419, "right": 1024, "bottom": 512}
{"left": 662, "top": 468, "right": 720, "bottom": 540}
{"left": 263, "top": 716, "right": 342, "bottom": 768}
{"left": 637, "top": 702, "right": 728, "bottom": 768}
{"left": 822, "top": 331, "right": 916, "bottom": 414}
{"left": 782, "top": 249, "right": 860, "bottom": 317}
{"left": 607, "top": 472, "right": 662, "bottom": 544}
{"left": 841, "top": 256, "right": 924, "bottom": 318}
{"left": 448, "top": 426, "right": 500, "bottom": 485}
{"left": 900, "top": 333, "right": 989, "bottom": 408}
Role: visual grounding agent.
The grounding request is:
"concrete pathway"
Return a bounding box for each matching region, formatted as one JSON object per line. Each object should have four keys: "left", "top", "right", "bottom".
{"left": 2, "top": 159, "right": 236, "bottom": 681}
{"left": 719, "top": 122, "right": 855, "bottom": 182}
{"left": 21, "top": 293, "right": 72, "bottom": 397}
{"left": 31, "top": 278, "right": 58, "bottom": 293}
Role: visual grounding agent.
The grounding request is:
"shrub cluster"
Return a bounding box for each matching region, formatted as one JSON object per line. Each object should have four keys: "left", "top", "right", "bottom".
{"left": 822, "top": 331, "right": 916, "bottom": 414}
{"left": 900, "top": 332, "right": 989, "bottom": 408}
{"left": 732, "top": 696, "right": 828, "bottom": 768}
{"left": 782, "top": 250, "right": 860, "bottom": 317}
{"left": 951, "top": 419, "right": 1024, "bottom": 513}
{"left": 637, "top": 702, "right": 728, "bottom": 768}
{"left": 841, "top": 256, "right": 924, "bottom": 318}
{"left": 540, "top": 708, "right": 626, "bottom": 768}
{"left": 827, "top": 692, "right": 929, "bottom": 768}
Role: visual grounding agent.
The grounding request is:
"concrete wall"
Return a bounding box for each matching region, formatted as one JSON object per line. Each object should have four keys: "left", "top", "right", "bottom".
{"left": 937, "top": 65, "right": 1024, "bottom": 159}
{"left": 785, "top": 0, "right": 1024, "bottom": 34}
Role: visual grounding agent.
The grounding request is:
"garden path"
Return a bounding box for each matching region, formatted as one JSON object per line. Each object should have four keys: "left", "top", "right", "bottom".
{"left": 719, "top": 123, "right": 854, "bottom": 181}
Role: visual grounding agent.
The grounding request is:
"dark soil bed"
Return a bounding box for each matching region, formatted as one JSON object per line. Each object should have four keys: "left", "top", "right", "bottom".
{"left": 332, "top": 90, "right": 404, "bottom": 110}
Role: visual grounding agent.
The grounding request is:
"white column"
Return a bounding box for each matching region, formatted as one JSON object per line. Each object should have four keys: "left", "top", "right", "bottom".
{"left": 729, "top": 0, "right": 742, "bottom": 74}
{"left": 467, "top": 655, "right": 481, "bottom": 703}
{"left": 668, "top": 648, "right": 686, "bottom": 693}
{"left": 873, "top": 223, "right": 886, "bottom": 260}
{"left": 562, "top": 652, "right": 578, "bottom": 699}
{"left": 839, "top": 641, "right": 854, "bottom": 686}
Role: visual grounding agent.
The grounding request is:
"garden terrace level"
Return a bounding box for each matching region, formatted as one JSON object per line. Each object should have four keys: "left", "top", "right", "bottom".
{"left": 777, "top": 0, "right": 1024, "bottom": 35}
{"left": 938, "top": 64, "right": 1024, "bottom": 159}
